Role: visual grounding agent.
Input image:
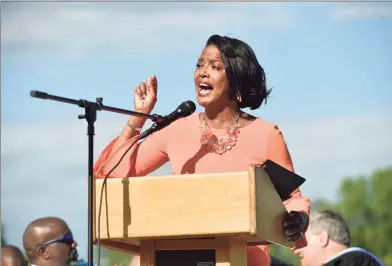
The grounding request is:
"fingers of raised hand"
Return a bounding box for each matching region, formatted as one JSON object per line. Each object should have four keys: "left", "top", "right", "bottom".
{"left": 146, "top": 75, "right": 158, "bottom": 95}
{"left": 134, "top": 83, "right": 147, "bottom": 100}
{"left": 139, "top": 82, "right": 147, "bottom": 98}
{"left": 134, "top": 85, "right": 142, "bottom": 100}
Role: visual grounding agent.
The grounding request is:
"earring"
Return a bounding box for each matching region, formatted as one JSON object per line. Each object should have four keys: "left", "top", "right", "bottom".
{"left": 236, "top": 90, "right": 242, "bottom": 103}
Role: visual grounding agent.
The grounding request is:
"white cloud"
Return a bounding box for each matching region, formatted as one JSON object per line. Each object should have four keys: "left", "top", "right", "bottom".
{"left": 280, "top": 109, "right": 392, "bottom": 202}
{"left": 1, "top": 2, "right": 296, "bottom": 56}
{"left": 330, "top": 2, "right": 392, "bottom": 20}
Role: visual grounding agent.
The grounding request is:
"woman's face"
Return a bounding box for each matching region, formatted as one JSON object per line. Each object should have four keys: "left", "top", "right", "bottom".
{"left": 194, "top": 45, "right": 231, "bottom": 109}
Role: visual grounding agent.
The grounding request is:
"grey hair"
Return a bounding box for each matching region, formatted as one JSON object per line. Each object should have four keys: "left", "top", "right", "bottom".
{"left": 308, "top": 210, "right": 351, "bottom": 247}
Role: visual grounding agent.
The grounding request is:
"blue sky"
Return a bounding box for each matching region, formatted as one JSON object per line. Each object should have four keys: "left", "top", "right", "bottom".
{"left": 1, "top": 1, "right": 391, "bottom": 262}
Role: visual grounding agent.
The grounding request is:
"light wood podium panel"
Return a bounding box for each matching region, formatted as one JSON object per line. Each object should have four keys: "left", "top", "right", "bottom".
{"left": 94, "top": 165, "right": 297, "bottom": 266}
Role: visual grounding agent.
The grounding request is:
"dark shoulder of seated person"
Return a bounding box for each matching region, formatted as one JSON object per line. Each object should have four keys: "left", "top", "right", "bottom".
{"left": 324, "top": 250, "right": 382, "bottom": 266}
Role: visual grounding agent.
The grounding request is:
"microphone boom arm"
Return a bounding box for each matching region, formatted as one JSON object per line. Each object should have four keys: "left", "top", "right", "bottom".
{"left": 30, "top": 90, "right": 164, "bottom": 122}
{"left": 29, "top": 90, "right": 164, "bottom": 266}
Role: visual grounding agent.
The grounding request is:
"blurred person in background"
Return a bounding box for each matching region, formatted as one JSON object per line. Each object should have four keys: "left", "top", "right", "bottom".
{"left": 1, "top": 244, "right": 28, "bottom": 266}
{"left": 294, "top": 210, "right": 384, "bottom": 266}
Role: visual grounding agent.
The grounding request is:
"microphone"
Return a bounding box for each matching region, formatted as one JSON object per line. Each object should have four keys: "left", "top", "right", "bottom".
{"left": 30, "top": 90, "right": 49, "bottom": 99}
{"left": 138, "top": 100, "right": 196, "bottom": 140}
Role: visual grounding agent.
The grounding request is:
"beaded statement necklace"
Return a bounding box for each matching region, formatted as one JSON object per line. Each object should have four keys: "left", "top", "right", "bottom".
{"left": 199, "top": 113, "right": 241, "bottom": 155}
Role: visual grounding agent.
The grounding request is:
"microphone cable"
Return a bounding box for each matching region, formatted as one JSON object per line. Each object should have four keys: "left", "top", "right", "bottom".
{"left": 96, "top": 137, "right": 142, "bottom": 266}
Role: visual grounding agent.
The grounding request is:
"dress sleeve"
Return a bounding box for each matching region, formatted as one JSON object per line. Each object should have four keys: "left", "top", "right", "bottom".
{"left": 265, "top": 125, "right": 311, "bottom": 249}
{"left": 93, "top": 129, "right": 170, "bottom": 179}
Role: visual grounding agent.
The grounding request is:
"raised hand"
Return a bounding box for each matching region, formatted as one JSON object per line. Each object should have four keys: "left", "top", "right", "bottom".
{"left": 133, "top": 75, "right": 158, "bottom": 115}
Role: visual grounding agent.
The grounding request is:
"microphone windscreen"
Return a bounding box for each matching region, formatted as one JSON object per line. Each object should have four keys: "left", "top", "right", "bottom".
{"left": 30, "top": 90, "right": 49, "bottom": 99}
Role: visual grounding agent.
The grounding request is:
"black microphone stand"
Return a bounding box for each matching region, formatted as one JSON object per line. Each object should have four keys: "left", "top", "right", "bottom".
{"left": 30, "top": 90, "right": 163, "bottom": 266}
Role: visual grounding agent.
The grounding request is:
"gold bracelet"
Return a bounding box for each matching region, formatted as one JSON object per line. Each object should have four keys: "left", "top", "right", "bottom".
{"left": 126, "top": 122, "right": 142, "bottom": 132}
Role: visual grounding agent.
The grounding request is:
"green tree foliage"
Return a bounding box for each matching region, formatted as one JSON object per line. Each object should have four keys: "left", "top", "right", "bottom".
{"left": 96, "top": 247, "right": 134, "bottom": 265}
{"left": 316, "top": 166, "right": 392, "bottom": 265}
{"left": 105, "top": 248, "right": 133, "bottom": 265}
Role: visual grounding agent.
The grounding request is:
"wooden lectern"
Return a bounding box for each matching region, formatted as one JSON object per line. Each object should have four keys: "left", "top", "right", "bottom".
{"left": 94, "top": 160, "right": 305, "bottom": 266}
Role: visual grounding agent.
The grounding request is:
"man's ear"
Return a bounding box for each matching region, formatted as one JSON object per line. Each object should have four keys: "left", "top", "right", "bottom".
{"left": 38, "top": 247, "right": 50, "bottom": 260}
{"left": 318, "top": 231, "right": 329, "bottom": 247}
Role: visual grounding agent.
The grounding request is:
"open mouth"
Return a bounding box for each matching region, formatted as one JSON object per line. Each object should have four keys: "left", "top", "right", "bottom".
{"left": 198, "top": 82, "right": 213, "bottom": 96}
{"left": 199, "top": 83, "right": 213, "bottom": 90}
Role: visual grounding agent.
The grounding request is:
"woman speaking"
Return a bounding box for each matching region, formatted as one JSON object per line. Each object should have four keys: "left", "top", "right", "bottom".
{"left": 94, "top": 34, "right": 310, "bottom": 266}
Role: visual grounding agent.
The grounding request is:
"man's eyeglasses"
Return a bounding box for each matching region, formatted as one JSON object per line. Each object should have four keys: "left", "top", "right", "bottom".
{"left": 35, "top": 232, "right": 74, "bottom": 249}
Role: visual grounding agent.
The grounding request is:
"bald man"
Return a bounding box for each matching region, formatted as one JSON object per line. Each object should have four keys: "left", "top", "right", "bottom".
{"left": 1, "top": 245, "right": 27, "bottom": 266}
{"left": 22, "top": 216, "right": 79, "bottom": 266}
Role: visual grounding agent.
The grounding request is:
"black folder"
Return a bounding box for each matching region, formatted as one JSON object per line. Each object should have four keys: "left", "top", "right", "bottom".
{"left": 260, "top": 159, "right": 306, "bottom": 201}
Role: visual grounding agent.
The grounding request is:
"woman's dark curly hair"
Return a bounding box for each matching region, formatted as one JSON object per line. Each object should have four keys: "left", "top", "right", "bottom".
{"left": 206, "top": 34, "right": 272, "bottom": 110}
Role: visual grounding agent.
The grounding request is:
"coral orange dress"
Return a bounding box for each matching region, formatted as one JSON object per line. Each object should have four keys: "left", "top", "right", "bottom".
{"left": 94, "top": 113, "right": 310, "bottom": 266}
